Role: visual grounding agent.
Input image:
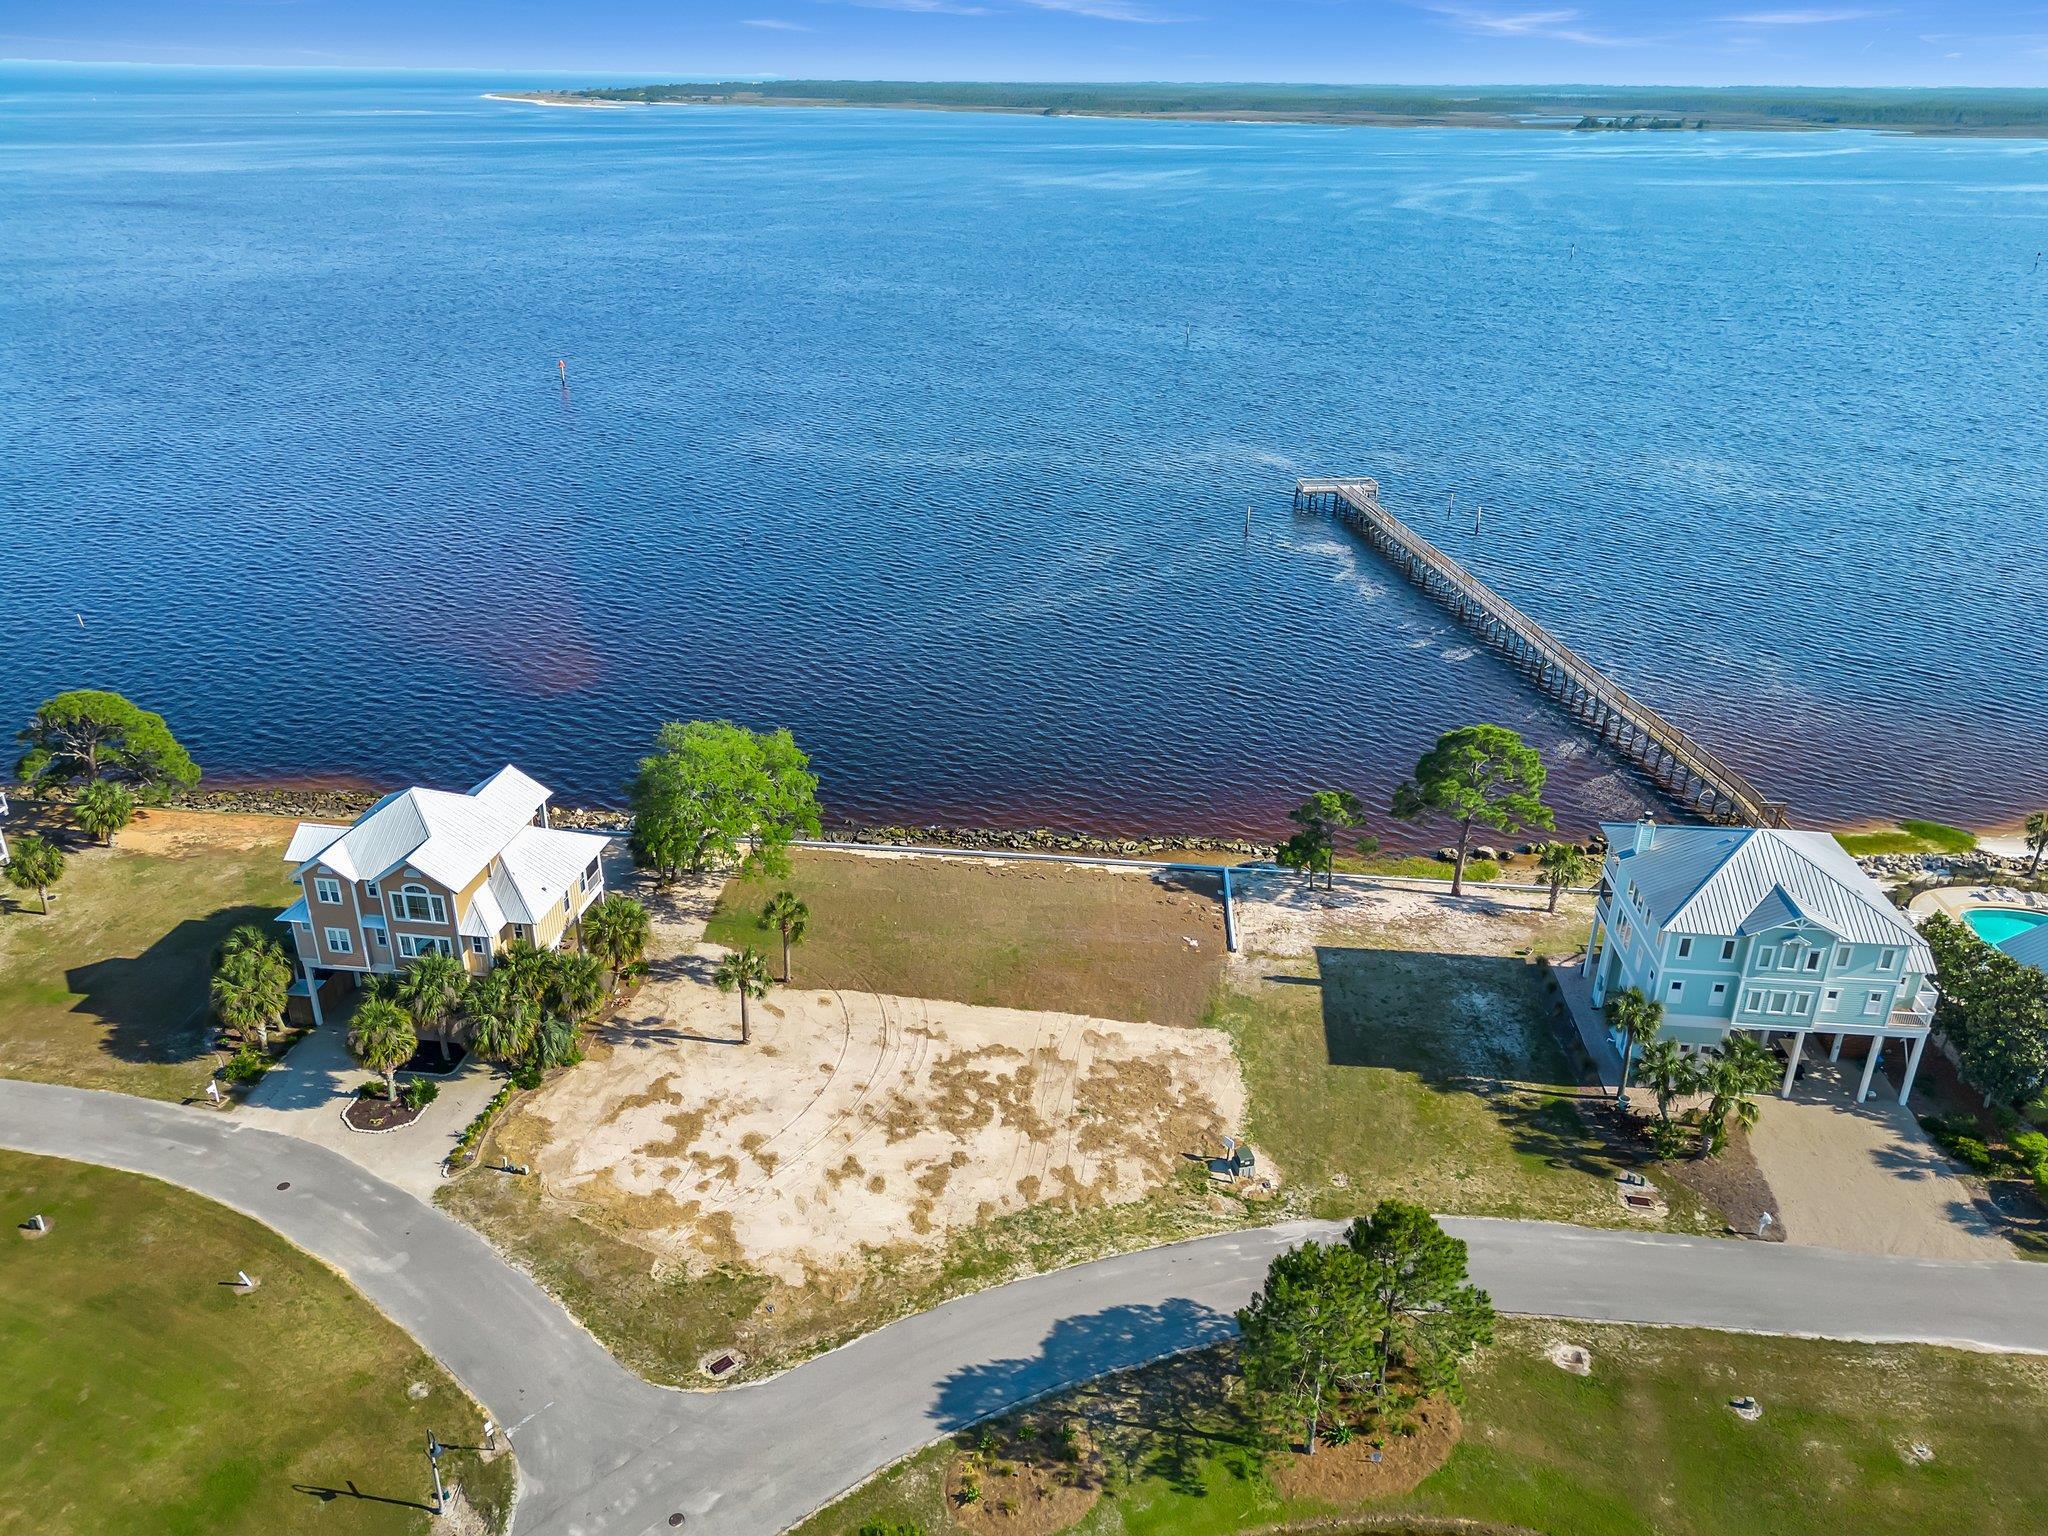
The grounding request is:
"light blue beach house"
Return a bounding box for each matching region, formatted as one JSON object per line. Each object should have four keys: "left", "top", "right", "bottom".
{"left": 1584, "top": 821, "right": 1936, "bottom": 1105}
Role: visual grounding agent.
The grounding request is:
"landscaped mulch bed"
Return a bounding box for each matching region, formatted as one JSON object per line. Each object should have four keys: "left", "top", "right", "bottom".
{"left": 343, "top": 1095, "right": 424, "bottom": 1132}
{"left": 1269, "top": 1397, "right": 1461, "bottom": 1504}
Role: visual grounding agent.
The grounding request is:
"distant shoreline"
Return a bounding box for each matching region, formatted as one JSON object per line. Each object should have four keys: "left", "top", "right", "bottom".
{"left": 484, "top": 84, "right": 2048, "bottom": 140}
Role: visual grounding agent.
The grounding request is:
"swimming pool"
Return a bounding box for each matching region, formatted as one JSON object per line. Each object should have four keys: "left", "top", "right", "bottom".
{"left": 1964, "top": 907, "right": 2048, "bottom": 947}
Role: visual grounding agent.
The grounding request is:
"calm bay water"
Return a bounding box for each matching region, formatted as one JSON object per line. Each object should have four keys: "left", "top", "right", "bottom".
{"left": 5, "top": 67, "right": 2046, "bottom": 837}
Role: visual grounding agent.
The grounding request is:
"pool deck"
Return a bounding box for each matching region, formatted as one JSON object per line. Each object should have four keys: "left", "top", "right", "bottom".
{"left": 1908, "top": 884, "right": 2048, "bottom": 925}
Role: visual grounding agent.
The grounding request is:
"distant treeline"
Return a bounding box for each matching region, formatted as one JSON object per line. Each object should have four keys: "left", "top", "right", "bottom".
{"left": 564, "top": 81, "right": 2048, "bottom": 134}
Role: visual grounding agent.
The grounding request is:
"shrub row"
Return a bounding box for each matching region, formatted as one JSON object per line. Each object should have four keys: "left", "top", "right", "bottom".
{"left": 449, "top": 1083, "right": 517, "bottom": 1168}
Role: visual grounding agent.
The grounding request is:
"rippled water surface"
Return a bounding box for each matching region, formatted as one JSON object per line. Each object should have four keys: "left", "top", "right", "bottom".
{"left": 6, "top": 68, "right": 2046, "bottom": 836}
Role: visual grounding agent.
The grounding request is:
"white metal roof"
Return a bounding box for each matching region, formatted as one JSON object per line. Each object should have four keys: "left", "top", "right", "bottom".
{"left": 1601, "top": 822, "right": 1932, "bottom": 970}
{"left": 285, "top": 765, "right": 557, "bottom": 892}
{"left": 498, "top": 825, "right": 610, "bottom": 924}
{"left": 283, "top": 822, "right": 351, "bottom": 865}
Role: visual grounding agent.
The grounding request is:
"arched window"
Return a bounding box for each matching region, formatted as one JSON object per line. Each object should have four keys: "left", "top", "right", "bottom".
{"left": 391, "top": 883, "right": 448, "bottom": 924}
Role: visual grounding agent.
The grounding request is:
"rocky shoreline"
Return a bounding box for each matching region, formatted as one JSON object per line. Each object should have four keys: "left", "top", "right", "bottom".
{"left": 146, "top": 786, "right": 1275, "bottom": 860}
{"left": 30, "top": 784, "right": 2038, "bottom": 881}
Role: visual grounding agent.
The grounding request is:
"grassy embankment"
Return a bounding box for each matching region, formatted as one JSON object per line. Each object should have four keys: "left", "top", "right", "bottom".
{"left": 447, "top": 851, "right": 1671, "bottom": 1384}
{"left": 1834, "top": 820, "right": 1977, "bottom": 858}
{"left": 795, "top": 1320, "right": 2048, "bottom": 1536}
{"left": 0, "top": 807, "right": 299, "bottom": 1101}
{"left": 0, "top": 1150, "right": 514, "bottom": 1536}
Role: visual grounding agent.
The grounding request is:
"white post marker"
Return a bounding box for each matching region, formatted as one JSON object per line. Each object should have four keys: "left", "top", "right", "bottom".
{"left": 235, "top": 1270, "right": 253, "bottom": 1288}
{"left": 482, "top": 1420, "right": 497, "bottom": 1453}
{"left": 206, "top": 1081, "right": 222, "bottom": 1106}
{"left": 1756, "top": 1212, "right": 1774, "bottom": 1238}
{"left": 28, "top": 1214, "right": 47, "bottom": 1233}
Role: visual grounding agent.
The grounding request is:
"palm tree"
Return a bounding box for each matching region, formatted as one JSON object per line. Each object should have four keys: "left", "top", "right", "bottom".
{"left": 211, "top": 929, "right": 291, "bottom": 1051}
{"left": 1699, "top": 1034, "right": 1778, "bottom": 1157}
{"left": 1535, "top": 841, "right": 1589, "bottom": 916}
{"left": 2028, "top": 811, "right": 2048, "bottom": 878}
{"left": 761, "top": 890, "right": 810, "bottom": 982}
{"left": 582, "top": 895, "right": 651, "bottom": 993}
{"left": 1604, "top": 987, "right": 1663, "bottom": 1110}
{"left": 713, "top": 947, "right": 772, "bottom": 1045}
{"left": 546, "top": 950, "right": 607, "bottom": 1029}
{"left": 347, "top": 997, "right": 417, "bottom": 1106}
{"left": 532, "top": 1013, "right": 581, "bottom": 1070}
{"left": 4, "top": 833, "right": 65, "bottom": 915}
{"left": 395, "top": 949, "right": 469, "bottom": 1063}
{"left": 1638, "top": 1038, "right": 1704, "bottom": 1129}
{"left": 465, "top": 970, "right": 538, "bottom": 1067}
{"left": 74, "top": 780, "right": 136, "bottom": 847}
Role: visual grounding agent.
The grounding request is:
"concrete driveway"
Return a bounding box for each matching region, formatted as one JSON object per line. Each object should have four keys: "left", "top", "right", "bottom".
{"left": 239, "top": 1025, "right": 506, "bottom": 1200}
{"left": 1750, "top": 1054, "right": 2009, "bottom": 1260}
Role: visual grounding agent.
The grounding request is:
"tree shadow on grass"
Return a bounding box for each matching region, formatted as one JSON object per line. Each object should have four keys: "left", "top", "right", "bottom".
{"left": 1314, "top": 947, "right": 1576, "bottom": 1088}
{"left": 61, "top": 903, "right": 279, "bottom": 1064}
{"left": 932, "top": 1299, "right": 1237, "bottom": 1433}
{"left": 936, "top": 1307, "right": 1259, "bottom": 1503}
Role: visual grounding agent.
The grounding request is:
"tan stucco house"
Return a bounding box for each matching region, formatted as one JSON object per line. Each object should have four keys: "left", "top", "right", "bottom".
{"left": 276, "top": 765, "right": 611, "bottom": 1023}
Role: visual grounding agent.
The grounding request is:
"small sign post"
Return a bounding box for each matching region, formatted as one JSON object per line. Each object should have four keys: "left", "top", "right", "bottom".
{"left": 427, "top": 1432, "right": 446, "bottom": 1514}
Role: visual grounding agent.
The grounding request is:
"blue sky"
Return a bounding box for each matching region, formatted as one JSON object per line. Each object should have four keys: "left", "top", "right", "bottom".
{"left": 7, "top": 1, "right": 2048, "bottom": 86}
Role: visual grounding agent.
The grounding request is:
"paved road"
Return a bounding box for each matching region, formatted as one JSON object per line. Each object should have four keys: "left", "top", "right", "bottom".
{"left": 9, "top": 1079, "right": 2048, "bottom": 1535}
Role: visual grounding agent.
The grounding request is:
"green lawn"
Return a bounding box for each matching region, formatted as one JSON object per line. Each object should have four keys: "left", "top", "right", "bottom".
{"left": 1336, "top": 854, "right": 1504, "bottom": 883}
{"left": 1835, "top": 820, "right": 1977, "bottom": 858}
{"left": 1216, "top": 905, "right": 1698, "bottom": 1230}
{"left": 0, "top": 1150, "right": 514, "bottom": 1536}
{"left": 793, "top": 1320, "right": 2048, "bottom": 1536}
{"left": 0, "top": 809, "right": 299, "bottom": 1101}
{"left": 704, "top": 849, "right": 1226, "bottom": 1027}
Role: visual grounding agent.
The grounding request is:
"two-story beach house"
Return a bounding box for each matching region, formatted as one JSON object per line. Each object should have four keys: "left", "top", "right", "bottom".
{"left": 1584, "top": 820, "right": 1936, "bottom": 1105}
{"left": 276, "top": 765, "right": 612, "bottom": 1024}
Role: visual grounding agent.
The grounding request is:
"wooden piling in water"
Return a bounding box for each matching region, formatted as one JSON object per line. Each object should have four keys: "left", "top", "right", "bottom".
{"left": 1295, "top": 476, "right": 1788, "bottom": 829}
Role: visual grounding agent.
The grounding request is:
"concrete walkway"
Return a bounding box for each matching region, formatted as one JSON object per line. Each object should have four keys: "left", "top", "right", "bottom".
{"left": 240, "top": 1025, "right": 507, "bottom": 1200}
{"left": 1750, "top": 1055, "right": 2009, "bottom": 1260}
{"left": 9, "top": 1078, "right": 2048, "bottom": 1536}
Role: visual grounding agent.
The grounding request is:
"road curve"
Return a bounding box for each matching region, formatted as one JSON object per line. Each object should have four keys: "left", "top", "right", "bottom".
{"left": 7, "top": 1079, "right": 2048, "bottom": 1535}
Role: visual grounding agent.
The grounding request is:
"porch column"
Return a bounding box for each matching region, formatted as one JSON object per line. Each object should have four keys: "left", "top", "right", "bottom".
{"left": 305, "top": 969, "right": 325, "bottom": 1029}
{"left": 1828, "top": 1032, "right": 1843, "bottom": 1062}
{"left": 1780, "top": 1031, "right": 1807, "bottom": 1098}
{"left": 1856, "top": 1036, "right": 1883, "bottom": 1103}
{"left": 1583, "top": 914, "right": 1605, "bottom": 981}
{"left": 1899, "top": 1033, "right": 1928, "bottom": 1106}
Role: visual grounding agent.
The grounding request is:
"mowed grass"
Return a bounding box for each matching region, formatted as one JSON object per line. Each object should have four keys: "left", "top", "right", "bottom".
{"left": 792, "top": 1320, "right": 2048, "bottom": 1536}
{"left": 1835, "top": 819, "right": 1977, "bottom": 857}
{"left": 0, "top": 808, "right": 299, "bottom": 1101}
{"left": 0, "top": 1151, "right": 513, "bottom": 1536}
{"left": 705, "top": 850, "right": 1226, "bottom": 1027}
{"left": 1216, "top": 899, "right": 1687, "bottom": 1230}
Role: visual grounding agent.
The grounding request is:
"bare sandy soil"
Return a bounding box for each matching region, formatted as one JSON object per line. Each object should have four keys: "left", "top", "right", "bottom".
{"left": 1230, "top": 869, "right": 1590, "bottom": 964}
{"left": 513, "top": 953, "right": 1244, "bottom": 1284}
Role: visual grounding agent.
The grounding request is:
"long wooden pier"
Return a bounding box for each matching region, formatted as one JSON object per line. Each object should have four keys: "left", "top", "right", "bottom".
{"left": 1296, "top": 476, "right": 1788, "bottom": 829}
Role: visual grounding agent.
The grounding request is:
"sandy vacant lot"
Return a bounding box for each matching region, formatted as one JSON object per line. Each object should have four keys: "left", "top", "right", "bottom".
{"left": 1229, "top": 869, "right": 1591, "bottom": 965}
{"left": 513, "top": 977, "right": 1245, "bottom": 1283}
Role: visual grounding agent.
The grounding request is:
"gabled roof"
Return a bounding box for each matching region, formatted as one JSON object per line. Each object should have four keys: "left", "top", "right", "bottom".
{"left": 2001, "top": 923, "right": 2048, "bottom": 972}
{"left": 1601, "top": 822, "right": 1931, "bottom": 969}
{"left": 287, "top": 765, "right": 560, "bottom": 893}
{"left": 498, "top": 825, "right": 612, "bottom": 924}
